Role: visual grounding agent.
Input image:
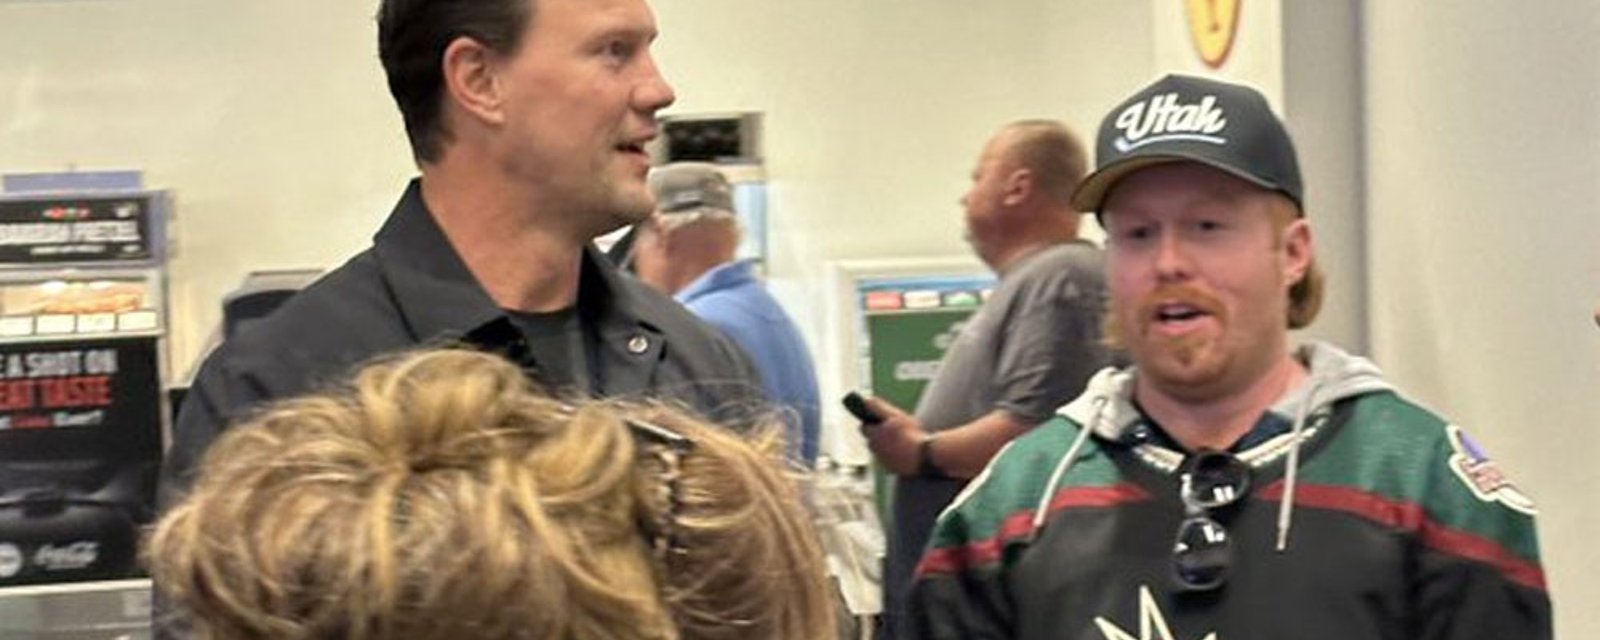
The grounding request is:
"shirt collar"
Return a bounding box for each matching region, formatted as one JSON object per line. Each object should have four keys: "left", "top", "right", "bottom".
{"left": 1133, "top": 407, "right": 1295, "bottom": 454}
{"left": 995, "top": 238, "right": 1093, "bottom": 278}
{"left": 371, "top": 179, "right": 653, "bottom": 345}
{"left": 675, "top": 258, "right": 757, "bottom": 304}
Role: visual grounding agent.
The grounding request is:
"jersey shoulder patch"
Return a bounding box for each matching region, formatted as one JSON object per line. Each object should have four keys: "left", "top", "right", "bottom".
{"left": 1445, "top": 424, "right": 1537, "bottom": 515}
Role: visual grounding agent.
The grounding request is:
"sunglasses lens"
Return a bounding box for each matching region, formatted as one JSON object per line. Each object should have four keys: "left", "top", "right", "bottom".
{"left": 1184, "top": 451, "right": 1251, "bottom": 509}
{"left": 1173, "top": 516, "right": 1231, "bottom": 591}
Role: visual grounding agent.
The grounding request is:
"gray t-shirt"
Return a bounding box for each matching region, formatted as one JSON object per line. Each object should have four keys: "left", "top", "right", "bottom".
{"left": 915, "top": 241, "right": 1107, "bottom": 429}
{"left": 883, "top": 240, "right": 1109, "bottom": 626}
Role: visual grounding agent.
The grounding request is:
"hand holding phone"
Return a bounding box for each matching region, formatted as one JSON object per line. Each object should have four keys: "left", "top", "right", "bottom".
{"left": 841, "top": 391, "right": 884, "bottom": 426}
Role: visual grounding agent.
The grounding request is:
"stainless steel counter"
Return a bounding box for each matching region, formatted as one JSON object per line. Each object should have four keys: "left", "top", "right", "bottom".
{"left": 0, "top": 579, "right": 150, "bottom": 640}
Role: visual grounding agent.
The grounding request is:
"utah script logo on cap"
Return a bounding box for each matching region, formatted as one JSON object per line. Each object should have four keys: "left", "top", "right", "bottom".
{"left": 1112, "top": 92, "right": 1230, "bottom": 153}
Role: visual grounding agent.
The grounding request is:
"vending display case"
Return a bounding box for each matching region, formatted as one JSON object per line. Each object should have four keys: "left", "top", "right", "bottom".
{"left": 0, "top": 182, "right": 170, "bottom": 638}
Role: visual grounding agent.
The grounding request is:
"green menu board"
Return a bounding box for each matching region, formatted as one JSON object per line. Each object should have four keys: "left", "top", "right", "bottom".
{"left": 865, "top": 309, "right": 977, "bottom": 411}
{"left": 855, "top": 275, "right": 993, "bottom": 523}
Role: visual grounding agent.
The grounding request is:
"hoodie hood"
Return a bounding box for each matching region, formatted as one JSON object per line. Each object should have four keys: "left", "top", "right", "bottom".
{"left": 1028, "top": 341, "right": 1396, "bottom": 548}
{"left": 1059, "top": 340, "right": 1392, "bottom": 451}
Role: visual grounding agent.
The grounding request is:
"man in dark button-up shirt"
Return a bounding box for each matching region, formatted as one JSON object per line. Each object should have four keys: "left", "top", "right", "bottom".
{"left": 159, "top": 0, "right": 765, "bottom": 525}
{"left": 159, "top": 182, "right": 765, "bottom": 505}
{"left": 155, "top": 3, "right": 771, "bottom": 637}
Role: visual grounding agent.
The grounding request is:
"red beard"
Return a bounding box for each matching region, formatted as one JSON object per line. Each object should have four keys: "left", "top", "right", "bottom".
{"left": 1131, "top": 284, "right": 1228, "bottom": 366}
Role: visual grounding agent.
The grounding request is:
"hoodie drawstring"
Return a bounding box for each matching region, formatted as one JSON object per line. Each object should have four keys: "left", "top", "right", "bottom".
{"left": 1025, "top": 372, "right": 1330, "bottom": 551}
{"left": 1275, "top": 379, "right": 1324, "bottom": 552}
{"left": 1028, "top": 396, "right": 1107, "bottom": 541}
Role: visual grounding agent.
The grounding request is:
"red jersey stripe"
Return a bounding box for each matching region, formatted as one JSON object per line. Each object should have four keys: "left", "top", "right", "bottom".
{"left": 916, "top": 483, "right": 1151, "bottom": 577}
{"left": 1260, "top": 481, "right": 1546, "bottom": 591}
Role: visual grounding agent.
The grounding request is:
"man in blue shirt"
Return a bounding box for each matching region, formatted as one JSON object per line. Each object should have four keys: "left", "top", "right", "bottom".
{"left": 632, "top": 163, "right": 823, "bottom": 464}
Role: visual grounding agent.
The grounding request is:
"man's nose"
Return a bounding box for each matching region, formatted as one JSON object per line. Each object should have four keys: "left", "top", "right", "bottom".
{"left": 635, "top": 53, "right": 676, "bottom": 112}
{"left": 1154, "top": 232, "right": 1194, "bottom": 282}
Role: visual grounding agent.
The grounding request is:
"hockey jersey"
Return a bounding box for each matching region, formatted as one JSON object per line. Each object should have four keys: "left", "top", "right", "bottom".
{"left": 908, "top": 342, "right": 1550, "bottom": 640}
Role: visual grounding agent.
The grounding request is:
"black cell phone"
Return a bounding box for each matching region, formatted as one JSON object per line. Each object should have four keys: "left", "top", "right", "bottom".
{"left": 841, "top": 391, "right": 884, "bottom": 425}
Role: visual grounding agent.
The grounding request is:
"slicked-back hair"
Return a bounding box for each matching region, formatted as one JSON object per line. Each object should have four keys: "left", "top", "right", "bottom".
{"left": 378, "top": 0, "right": 535, "bottom": 163}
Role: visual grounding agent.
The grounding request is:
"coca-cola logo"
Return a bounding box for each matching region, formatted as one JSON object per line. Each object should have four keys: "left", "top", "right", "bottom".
{"left": 34, "top": 541, "right": 99, "bottom": 571}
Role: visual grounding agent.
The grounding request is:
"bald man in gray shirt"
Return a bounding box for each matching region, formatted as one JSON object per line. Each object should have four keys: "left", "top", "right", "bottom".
{"left": 859, "top": 121, "right": 1109, "bottom": 636}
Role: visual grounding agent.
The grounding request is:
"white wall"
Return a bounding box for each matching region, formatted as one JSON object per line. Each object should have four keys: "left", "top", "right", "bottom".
{"left": 649, "top": 0, "right": 1151, "bottom": 359}
{"left": 0, "top": 0, "right": 418, "bottom": 374}
{"left": 1366, "top": 2, "right": 1600, "bottom": 636}
{"left": 1282, "top": 0, "right": 1367, "bottom": 353}
{"left": 0, "top": 0, "right": 1152, "bottom": 381}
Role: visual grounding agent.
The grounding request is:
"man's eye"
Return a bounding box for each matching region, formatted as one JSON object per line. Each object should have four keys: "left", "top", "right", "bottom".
{"left": 603, "top": 40, "right": 636, "bottom": 61}
{"left": 1119, "top": 227, "right": 1152, "bottom": 241}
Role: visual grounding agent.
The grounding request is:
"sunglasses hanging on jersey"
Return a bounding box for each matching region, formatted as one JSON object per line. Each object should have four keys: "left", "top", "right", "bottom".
{"left": 1172, "top": 449, "right": 1252, "bottom": 591}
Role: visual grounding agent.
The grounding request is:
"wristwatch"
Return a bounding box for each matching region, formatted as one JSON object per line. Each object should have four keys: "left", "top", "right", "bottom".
{"left": 918, "top": 432, "right": 953, "bottom": 480}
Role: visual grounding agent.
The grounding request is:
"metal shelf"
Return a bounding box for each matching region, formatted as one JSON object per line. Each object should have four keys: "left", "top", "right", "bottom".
{"left": 0, "top": 578, "right": 150, "bottom": 639}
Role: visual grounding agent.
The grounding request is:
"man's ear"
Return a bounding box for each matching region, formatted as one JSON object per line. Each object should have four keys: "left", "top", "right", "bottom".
{"left": 1282, "top": 218, "right": 1314, "bottom": 284}
{"left": 441, "top": 36, "right": 505, "bottom": 127}
{"left": 1001, "top": 167, "right": 1033, "bottom": 207}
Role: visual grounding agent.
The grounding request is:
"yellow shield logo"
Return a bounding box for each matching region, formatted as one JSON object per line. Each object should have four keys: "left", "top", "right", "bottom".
{"left": 1185, "top": 0, "right": 1241, "bottom": 69}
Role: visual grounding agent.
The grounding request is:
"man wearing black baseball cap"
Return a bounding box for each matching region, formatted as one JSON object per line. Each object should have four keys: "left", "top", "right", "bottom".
{"left": 906, "top": 74, "right": 1551, "bottom": 639}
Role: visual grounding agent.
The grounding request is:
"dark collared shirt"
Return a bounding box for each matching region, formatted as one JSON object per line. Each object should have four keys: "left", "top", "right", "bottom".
{"left": 157, "top": 179, "right": 765, "bottom": 508}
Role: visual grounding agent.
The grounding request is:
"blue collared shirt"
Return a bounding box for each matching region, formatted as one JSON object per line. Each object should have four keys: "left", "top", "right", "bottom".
{"left": 678, "top": 259, "right": 822, "bottom": 464}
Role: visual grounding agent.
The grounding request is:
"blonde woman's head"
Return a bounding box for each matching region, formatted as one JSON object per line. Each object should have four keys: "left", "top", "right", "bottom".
{"left": 146, "top": 348, "right": 833, "bottom": 639}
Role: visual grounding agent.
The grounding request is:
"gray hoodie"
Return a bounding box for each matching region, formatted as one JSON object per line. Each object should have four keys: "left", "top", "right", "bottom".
{"left": 1025, "top": 341, "right": 1395, "bottom": 549}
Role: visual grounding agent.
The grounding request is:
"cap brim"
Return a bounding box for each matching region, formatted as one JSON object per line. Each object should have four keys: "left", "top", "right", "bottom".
{"left": 1070, "top": 153, "right": 1294, "bottom": 214}
{"left": 655, "top": 206, "right": 737, "bottom": 230}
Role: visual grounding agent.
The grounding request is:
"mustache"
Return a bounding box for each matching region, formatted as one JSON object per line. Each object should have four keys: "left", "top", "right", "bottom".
{"left": 1133, "top": 285, "right": 1226, "bottom": 322}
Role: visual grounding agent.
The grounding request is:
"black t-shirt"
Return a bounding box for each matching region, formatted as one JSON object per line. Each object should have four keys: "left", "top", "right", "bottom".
{"left": 506, "top": 307, "right": 589, "bottom": 394}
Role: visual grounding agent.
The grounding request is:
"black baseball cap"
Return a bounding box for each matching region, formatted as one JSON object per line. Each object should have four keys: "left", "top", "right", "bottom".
{"left": 1071, "top": 74, "right": 1303, "bottom": 214}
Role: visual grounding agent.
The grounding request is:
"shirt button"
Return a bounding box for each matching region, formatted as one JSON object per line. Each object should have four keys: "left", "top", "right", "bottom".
{"left": 627, "top": 335, "right": 650, "bottom": 354}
